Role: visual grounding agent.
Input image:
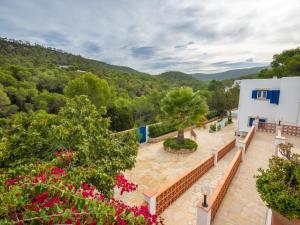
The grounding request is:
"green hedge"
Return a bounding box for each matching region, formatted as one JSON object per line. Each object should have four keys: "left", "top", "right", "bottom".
{"left": 148, "top": 122, "right": 176, "bottom": 138}
{"left": 163, "top": 138, "right": 197, "bottom": 151}
{"left": 206, "top": 110, "right": 220, "bottom": 120}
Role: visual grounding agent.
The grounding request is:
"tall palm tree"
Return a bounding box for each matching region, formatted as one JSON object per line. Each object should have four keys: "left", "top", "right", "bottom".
{"left": 161, "top": 87, "right": 208, "bottom": 144}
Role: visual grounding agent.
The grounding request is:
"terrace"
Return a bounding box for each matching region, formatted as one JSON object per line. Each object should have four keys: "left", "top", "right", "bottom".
{"left": 114, "top": 121, "right": 237, "bottom": 207}
{"left": 115, "top": 120, "right": 300, "bottom": 225}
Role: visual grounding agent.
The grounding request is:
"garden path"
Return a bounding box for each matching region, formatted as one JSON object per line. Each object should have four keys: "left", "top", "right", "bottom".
{"left": 114, "top": 121, "right": 237, "bottom": 208}
{"left": 161, "top": 145, "right": 238, "bottom": 225}
{"left": 212, "top": 132, "right": 300, "bottom": 225}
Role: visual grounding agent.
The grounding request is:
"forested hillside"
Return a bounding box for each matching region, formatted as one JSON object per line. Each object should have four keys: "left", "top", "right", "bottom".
{"left": 0, "top": 38, "right": 210, "bottom": 131}
{"left": 191, "top": 66, "right": 268, "bottom": 81}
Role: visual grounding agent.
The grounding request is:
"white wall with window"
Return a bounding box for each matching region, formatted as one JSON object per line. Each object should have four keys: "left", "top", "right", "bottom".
{"left": 237, "top": 77, "right": 300, "bottom": 134}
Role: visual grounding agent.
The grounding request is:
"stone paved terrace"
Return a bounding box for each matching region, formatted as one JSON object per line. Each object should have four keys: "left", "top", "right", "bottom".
{"left": 212, "top": 132, "right": 300, "bottom": 225}
{"left": 114, "top": 121, "right": 237, "bottom": 206}
{"left": 161, "top": 145, "right": 238, "bottom": 225}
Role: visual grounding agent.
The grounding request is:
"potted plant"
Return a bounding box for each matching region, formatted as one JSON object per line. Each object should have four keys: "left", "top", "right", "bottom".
{"left": 256, "top": 143, "right": 300, "bottom": 225}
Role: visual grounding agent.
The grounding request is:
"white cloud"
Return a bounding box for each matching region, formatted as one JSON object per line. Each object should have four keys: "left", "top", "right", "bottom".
{"left": 0, "top": 0, "right": 299, "bottom": 74}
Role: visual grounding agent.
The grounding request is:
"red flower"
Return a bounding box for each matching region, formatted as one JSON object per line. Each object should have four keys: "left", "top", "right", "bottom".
{"left": 34, "top": 172, "right": 47, "bottom": 183}
{"left": 32, "top": 192, "right": 49, "bottom": 204}
{"left": 82, "top": 191, "right": 89, "bottom": 198}
{"left": 5, "top": 178, "right": 18, "bottom": 186}
{"left": 65, "top": 218, "right": 73, "bottom": 224}
{"left": 51, "top": 167, "right": 65, "bottom": 175}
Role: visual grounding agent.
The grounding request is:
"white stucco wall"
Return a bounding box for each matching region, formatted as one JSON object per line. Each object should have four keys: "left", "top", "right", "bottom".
{"left": 277, "top": 77, "right": 300, "bottom": 126}
{"left": 237, "top": 77, "right": 300, "bottom": 133}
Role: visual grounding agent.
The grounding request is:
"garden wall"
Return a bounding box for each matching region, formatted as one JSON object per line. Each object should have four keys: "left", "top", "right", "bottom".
{"left": 244, "top": 125, "right": 255, "bottom": 151}
{"left": 217, "top": 139, "right": 236, "bottom": 161}
{"left": 156, "top": 155, "right": 214, "bottom": 214}
{"left": 148, "top": 117, "right": 220, "bottom": 143}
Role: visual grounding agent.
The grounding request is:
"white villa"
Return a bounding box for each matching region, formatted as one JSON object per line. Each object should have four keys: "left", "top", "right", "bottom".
{"left": 237, "top": 76, "right": 300, "bottom": 134}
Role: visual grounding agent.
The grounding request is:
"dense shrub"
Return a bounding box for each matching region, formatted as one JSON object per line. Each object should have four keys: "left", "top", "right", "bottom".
{"left": 148, "top": 122, "right": 176, "bottom": 138}
{"left": 205, "top": 110, "right": 220, "bottom": 120}
{"left": 210, "top": 123, "right": 217, "bottom": 132}
{"left": 163, "top": 138, "right": 197, "bottom": 151}
{"left": 256, "top": 143, "right": 300, "bottom": 219}
{"left": 209, "top": 123, "right": 221, "bottom": 132}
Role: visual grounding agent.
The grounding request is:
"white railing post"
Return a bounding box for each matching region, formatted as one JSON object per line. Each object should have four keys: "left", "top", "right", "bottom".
{"left": 146, "top": 125, "right": 149, "bottom": 143}
{"left": 254, "top": 117, "right": 259, "bottom": 132}
{"left": 196, "top": 205, "right": 211, "bottom": 225}
{"left": 274, "top": 130, "right": 286, "bottom": 157}
{"left": 211, "top": 148, "right": 218, "bottom": 165}
{"left": 237, "top": 140, "right": 246, "bottom": 161}
{"left": 143, "top": 190, "right": 156, "bottom": 215}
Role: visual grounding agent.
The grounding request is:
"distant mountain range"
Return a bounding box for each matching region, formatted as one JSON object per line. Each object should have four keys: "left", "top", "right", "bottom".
{"left": 0, "top": 37, "right": 268, "bottom": 86}
{"left": 190, "top": 66, "right": 268, "bottom": 81}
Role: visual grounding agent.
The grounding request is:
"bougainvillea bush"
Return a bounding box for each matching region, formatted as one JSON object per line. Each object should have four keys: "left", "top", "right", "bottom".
{"left": 0, "top": 150, "right": 163, "bottom": 224}
{"left": 0, "top": 96, "right": 139, "bottom": 197}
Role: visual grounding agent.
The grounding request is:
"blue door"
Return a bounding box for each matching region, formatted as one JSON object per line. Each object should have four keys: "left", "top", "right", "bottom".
{"left": 138, "top": 126, "right": 147, "bottom": 143}
{"left": 248, "top": 117, "right": 255, "bottom": 126}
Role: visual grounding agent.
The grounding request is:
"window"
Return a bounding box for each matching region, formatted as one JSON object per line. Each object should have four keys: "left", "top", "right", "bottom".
{"left": 257, "top": 90, "right": 267, "bottom": 99}
{"left": 252, "top": 89, "right": 280, "bottom": 104}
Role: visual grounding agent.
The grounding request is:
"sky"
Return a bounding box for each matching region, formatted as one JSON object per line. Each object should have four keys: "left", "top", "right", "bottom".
{"left": 0, "top": 0, "right": 299, "bottom": 74}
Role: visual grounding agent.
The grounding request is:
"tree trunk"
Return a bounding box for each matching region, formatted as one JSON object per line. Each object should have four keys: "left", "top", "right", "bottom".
{"left": 229, "top": 110, "right": 232, "bottom": 121}
{"left": 177, "top": 129, "right": 184, "bottom": 144}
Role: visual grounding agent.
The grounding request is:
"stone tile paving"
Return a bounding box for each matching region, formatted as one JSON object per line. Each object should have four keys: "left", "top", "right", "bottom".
{"left": 114, "top": 121, "right": 237, "bottom": 206}
{"left": 161, "top": 146, "right": 239, "bottom": 225}
{"left": 212, "top": 132, "right": 300, "bottom": 225}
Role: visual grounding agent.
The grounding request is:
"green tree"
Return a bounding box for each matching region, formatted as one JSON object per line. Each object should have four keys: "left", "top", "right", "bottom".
{"left": 107, "top": 97, "right": 134, "bottom": 131}
{"left": 64, "top": 73, "right": 115, "bottom": 109}
{"left": 208, "top": 89, "right": 227, "bottom": 117}
{"left": 0, "top": 96, "right": 139, "bottom": 196}
{"left": 32, "top": 90, "right": 66, "bottom": 113}
{"left": 161, "top": 87, "right": 208, "bottom": 144}
{"left": 0, "top": 85, "right": 18, "bottom": 117}
{"left": 225, "top": 87, "right": 239, "bottom": 121}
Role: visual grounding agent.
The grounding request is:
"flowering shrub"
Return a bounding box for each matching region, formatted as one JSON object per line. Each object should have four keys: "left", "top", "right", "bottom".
{"left": 0, "top": 96, "right": 139, "bottom": 197}
{"left": 0, "top": 150, "right": 163, "bottom": 224}
{"left": 115, "top": 174, "right": 138, "bottom": 195}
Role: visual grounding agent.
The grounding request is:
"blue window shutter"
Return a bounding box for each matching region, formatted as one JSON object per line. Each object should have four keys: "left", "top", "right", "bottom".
{"left": 249, "top": 117, "right": 255, "bottom": 126}
{"left": 266, "top": 90, "right": 272, "bottom": 100}
{"left": 259, "top": 118, "right": 266, "bottom": 123}
{"left": 251, "top": 90, "right": 258, "bottom": 99}
{"left": 270, "top": 90, "right": 280, "bottom": 104}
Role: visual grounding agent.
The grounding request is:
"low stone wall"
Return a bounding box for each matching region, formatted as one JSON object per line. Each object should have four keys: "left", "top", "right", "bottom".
{"left": 148, "top": 117, "right": 220, "bottom": 143}
{"left": 148, "top": 130, "right": 179, "bottom": 143}
{"left": 164, "top": 146, "right": 196, "bottom": 154}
